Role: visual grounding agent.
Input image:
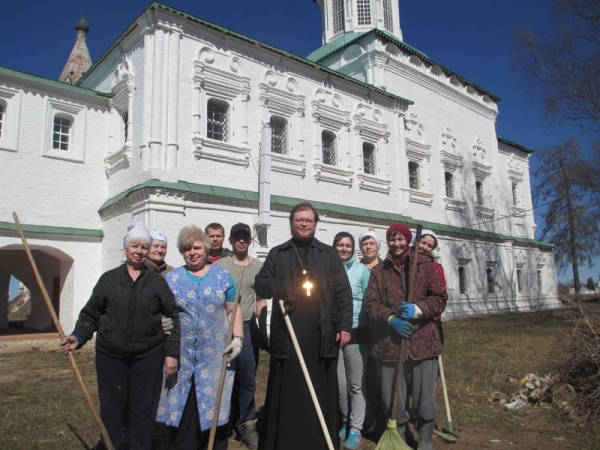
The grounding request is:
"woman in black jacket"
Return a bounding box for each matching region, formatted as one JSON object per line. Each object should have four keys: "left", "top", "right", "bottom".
{"left": 60, "top": 223, "right": 180, "bottom": 450}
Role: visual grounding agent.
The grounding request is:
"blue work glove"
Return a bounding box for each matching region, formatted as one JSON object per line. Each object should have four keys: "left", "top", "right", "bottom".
{"left": 388, "top": 316, "right": 414, "bottom": 339}
{"left": 399, "top": 303, "right": 418, "bottom": 320}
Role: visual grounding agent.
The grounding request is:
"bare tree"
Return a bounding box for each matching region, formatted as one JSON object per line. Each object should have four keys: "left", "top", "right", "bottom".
{"left": 515, "top": 0, "right": 600, "bottom": 136}
{"left": 534, "top": 138, "right": 600, "bottom": 302}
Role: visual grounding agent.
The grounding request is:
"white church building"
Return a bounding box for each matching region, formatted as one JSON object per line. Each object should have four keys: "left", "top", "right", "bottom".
{"left": 0, "top": 1, "right": 560, "bottom": 332}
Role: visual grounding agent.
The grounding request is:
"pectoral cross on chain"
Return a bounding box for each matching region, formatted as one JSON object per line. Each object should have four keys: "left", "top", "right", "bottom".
{"left": 303, "top": 278, "right": 313, "bottom": 296}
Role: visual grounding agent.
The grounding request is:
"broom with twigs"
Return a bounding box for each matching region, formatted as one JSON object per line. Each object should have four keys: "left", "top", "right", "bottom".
{"left": 12, "top": 212, "right": 115, "bottom": 450}
{"left": 208, "top": 265, "right": 245, "bottom": 450}
{"left": 375, "top": 225, "right": 422, "bottom": 450}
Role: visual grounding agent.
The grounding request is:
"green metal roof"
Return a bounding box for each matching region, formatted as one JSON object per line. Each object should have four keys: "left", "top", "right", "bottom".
{"left": 99, "top": 179, "right": 552, "bottom": 249}
{"left": 77, "top": 2, "right": 412, "bottom": 106}
{"left": 0, "top": 65, "right": 111, "bottom": 100}
{"left": 497, "top": 137, "right": 534, "bottom": 154}
{"left": 307, "top": 28, "right": 501, "bottom": 102}
{"left": 0, "top": 221, "right": 103, "bottom": 238}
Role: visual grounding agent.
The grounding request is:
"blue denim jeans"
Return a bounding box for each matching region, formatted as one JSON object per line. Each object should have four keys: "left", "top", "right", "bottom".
{"left": 232, "top": 320, "right": 259, "bottom": 434}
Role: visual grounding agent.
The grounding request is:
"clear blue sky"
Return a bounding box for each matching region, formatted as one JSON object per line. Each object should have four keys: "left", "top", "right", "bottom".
{"left": 1, "top": 0, "right": 597, "bottom": 290}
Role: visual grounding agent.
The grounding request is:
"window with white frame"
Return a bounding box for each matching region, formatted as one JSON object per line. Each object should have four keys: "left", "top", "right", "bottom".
{"left": 333, "top": 0, "right": 345, "bottom": 34}
{"left": 486, "top": 267, "right": 495, "bottom": 293}
{"left": 409, "top": 161, "right": 420, "bottom": 190}
{"left": 53, "top": 115, "right": 72, "bottom": 151}
{"left": 322, "top": 130, "right": 337, "bottom": 166}
{"left": 357, "top": 0, "right": 371, "bottom": 25}
{"left": 270, "top": 115, "right": 288, "bottom": 155}
{"left": 459, "top": 266, "right": 467, "bottom": 294}
{"left": 383, "top": 0, "right": 394, "bottom": 31}
{"left": 363, "top": 142, "right": 376, "bottom": 175}
{"left": 445, "top": 171, "right": 455, "bottom": 198}
{"left": 476, "top": 180, "right": 484, "bottom": 205}
{"left": 206, "top": 98, "right": 229, "bottom": 142}
{"left": 516, "top": 269, "right": 522, "bottom": 293}
{"left": 0, "top": 101, "right": 5, "bottom": 139}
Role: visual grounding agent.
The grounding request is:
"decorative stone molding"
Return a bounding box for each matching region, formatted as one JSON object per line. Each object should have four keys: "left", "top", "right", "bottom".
{"left": 475, "top": 204, "right": 495, "bottom": 220}
{"left": 484, "top": 245, "right": 499, "bottom": 263}
{"left": 311, "top": 91, "right": 351, "bottom": 131}
{"left": 193, "top": 58, "right": 251, "bottom": 101}
{"left": 192, "top": 136, "right": 251, "bottom": 167}
{"left": 357, "top": 173, "right": 391, "bottom": 194}
{"left": 313, "top": 162, "right": 353, "bottom": 186}
{"left": 472, "top": 137, "right": 488, "bottom": 161}
{"left": 443, "top": 197, "right": 467, "bottom": 212}
{"left": 104, "top": 146, "right": 131, "bottom": 177}
{"left": 258, "top": 82, "right": 305, "bottom": 118}
{"left": 456, "top": 243, "right": 473, "bottom": 263}
{"left": 515, "top": 250, "right": 527, "bottom": 267}
{"left": 406, "top": 139, "right": 432, "bottom": 162}
{"left": 535, "top": 252, "right": 546, "bottom": 268}
{"left": 440, "top": 150, "right": 463, "bottom": 171}
{"left": 409, "top": 189, "right": 433, "bottom": 206}
{"left": 440, "top": 126, "right": 457, "bottom": 152}
{"left": 271, "top": 153, "right": 307, "bottom": 177}
{"left": 471, "top": 160, "right": 492, "bottom": 181}
{"left": 353, "top": 104, "right": 389, "bottom": 142}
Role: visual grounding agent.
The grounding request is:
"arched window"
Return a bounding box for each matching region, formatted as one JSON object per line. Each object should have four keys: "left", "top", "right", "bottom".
{"left": 486, "top": 267, "right": 495, "bottom": 293}
{"left": 516, "top": 269, "right": 522, "bottom": 293}
{"left": 363, "top": 142, "right": 376, "bottom": 174}
{"left": 445, "top": 172, "right": 454, "bottom": 198}
{"left": 322, "top": 130, "right": 337, "bottom": 166}
{"left": 383, "top": 0, "right": 394, "bottom": 31}
{"left": 207, "top": 98, "right": 229, "bottom": 142}
{"left": 537, "top": 270, "right": 543, "bottom": 291}
{"left": 458, "top": 266, "right": 467, "bottom": 294}
{"left": 0, "top": 100, "right": 5, "bottom": 139}
{"left": 357, "top": 0, "right": 372, "bottom": 25}
{"left": 409, "top": 161, "right": 420, "bottom": 190}
{"left": 53, "top": 114, "right": 72, "bottom": 151}
{"left": 333, "top": 0, "right": 345, "bottom": 34}
{"left": 270, "top": 115, "right": 288, "bottom": 155}
{"left": 476, "top": 181, "right": 484, "bottom": 205}
{"left": 512, "top": 182, "right": 519, "bottom": 206}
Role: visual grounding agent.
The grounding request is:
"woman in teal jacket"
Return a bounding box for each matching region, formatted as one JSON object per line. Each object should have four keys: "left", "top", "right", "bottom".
{"left": 334, "top": 232, "right": 371, "bottom": 450}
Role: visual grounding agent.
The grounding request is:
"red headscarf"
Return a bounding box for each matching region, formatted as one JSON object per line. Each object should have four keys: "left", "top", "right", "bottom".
{"left": 386, "top": 223, "right": 412, "bottom": 244}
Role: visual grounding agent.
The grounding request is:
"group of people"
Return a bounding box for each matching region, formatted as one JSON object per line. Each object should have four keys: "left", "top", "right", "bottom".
{"left": 61, "top": 202, "right": 448, "bottom": 450}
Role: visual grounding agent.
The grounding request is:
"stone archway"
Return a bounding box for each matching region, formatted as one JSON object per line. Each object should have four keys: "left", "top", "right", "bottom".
{"left": 0, "top": 245, "right": 73, "bottom": 332}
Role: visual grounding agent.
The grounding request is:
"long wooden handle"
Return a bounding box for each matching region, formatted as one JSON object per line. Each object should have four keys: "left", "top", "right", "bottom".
{"left": 388, "top": 225, "right": 422, "bottom": 420}
{"left": 12, "top": 212, "right": 115, "bottom": 450}
{"left": 438, "top": 355, "right": 453, "bottom": 424}
{"left": 208, "top": 264, "right": 245, "bottom": 450}
{"left": 279, "top": 300, "right": 335, "bottom": 450}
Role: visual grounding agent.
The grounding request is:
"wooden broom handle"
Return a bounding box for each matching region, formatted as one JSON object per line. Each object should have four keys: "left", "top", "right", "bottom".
{"left": 12, "top": 212, "right": 115, "bottom": 450}
{"left": 208, "top": 264, "right": 245, "bottom": 450}
{"left": 279, "top": 299, "right": 335, "bottom": 450}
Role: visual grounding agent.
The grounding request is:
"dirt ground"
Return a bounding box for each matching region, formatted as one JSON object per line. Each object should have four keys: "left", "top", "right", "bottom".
{"left": 1, "top": 305, "right": 599, "bottom": 450}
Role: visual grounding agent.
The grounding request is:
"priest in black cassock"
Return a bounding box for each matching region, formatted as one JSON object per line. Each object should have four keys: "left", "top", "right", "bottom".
{"left": 255, "top": 202, "right": 353, "bottom": 450}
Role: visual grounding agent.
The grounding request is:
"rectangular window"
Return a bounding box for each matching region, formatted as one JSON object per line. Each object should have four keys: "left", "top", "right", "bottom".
{"left": 445, "top": 171, "right": 454, "bottom": 198}
{"left": 476, "top": 181, "right": 484, "bottom": 205}
{"left": 357, "top": 0, "right": 372, "bottom": 25}
{"left": 363, "top": 142, "right": 376, "bottom": 175}
{"left": 516, "top": 269, "right": 522, "bottom": 293}
{"left": 333, "top": 0, "right": 345, "bottom": 34}
{"left": 409, "top": 161, "right": 420, "bottom": 190}
{"left": 0, "top": 102, "right": 4, "bottom": 139}
{"left": 270, "top": 115, "right": 288, "bottom": 155}
{"left": 322, "top": 130, "right": 337, "bottom": 166}
{"left": 537, "top": 270, "right": 543, "bottom": 291}
{"left": 459, "top": 266, "right": 467, "bottom": 294}
{"left": 512, "top": 182, "right": 518, "bottom": 206}
{"left": 207, "top": 98, "right": 229, "bottom": 142}
{"left": 383, "top": 0, "right": 393, "bottom": 31}
{"left": 487, "top": 267, "right": 495, "bottom": 293}
{"left": 53, "top": 116, "right": 71, "bottom": 151}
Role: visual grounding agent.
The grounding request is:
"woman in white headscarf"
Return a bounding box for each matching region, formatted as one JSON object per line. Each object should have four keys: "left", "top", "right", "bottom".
{"left": 146, "top": 228, "right": 175, "bottom": 276}
{"left": 60, "top": 223, "right": 180, "bottom": 450}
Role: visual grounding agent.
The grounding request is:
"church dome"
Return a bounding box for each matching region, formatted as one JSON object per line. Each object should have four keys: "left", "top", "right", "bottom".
{"left": 75, "top": 16, "right": 90, "bottom": 33}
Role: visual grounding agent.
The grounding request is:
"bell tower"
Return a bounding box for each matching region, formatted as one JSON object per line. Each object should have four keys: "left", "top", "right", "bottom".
{"left": 314, "top": 0, "right": 403, "bottom": 45}
{"left": 59, "top": 16, "right": 92, "bottom": 84}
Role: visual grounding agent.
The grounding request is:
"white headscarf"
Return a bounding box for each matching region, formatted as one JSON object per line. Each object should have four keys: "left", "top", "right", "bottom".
{"left": 123, "top": 223, "right": 152, "bottom": 248}
{"left": 150, "top": 228, "right": 168, "bottom": 245}
{"left": 358, "top": 230, "right": 379, "bottom": 247}
{"left": 411, "top": 228, "right": 438, "bottom": 250}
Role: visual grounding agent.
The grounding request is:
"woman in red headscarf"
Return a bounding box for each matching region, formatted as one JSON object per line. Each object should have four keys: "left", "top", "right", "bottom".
{"left": 363, "top": 223, "right": 447, "bottom": 450}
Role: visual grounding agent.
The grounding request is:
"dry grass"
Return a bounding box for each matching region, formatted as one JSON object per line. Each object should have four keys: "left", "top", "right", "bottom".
{"left": 2, "top": 303, "right": 600, "bottom": 449}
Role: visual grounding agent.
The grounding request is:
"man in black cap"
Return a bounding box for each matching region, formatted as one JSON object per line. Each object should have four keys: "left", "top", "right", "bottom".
{"left": 215, "top": 223, "right": 266, "bottom": 449}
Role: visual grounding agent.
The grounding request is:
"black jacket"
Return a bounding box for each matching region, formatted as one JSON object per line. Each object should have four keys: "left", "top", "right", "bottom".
{"left": 73, "top": 264, "right": 180, "bottom": 359}
{"left": 255, "top": 238, "right": 352, "bottom": 359}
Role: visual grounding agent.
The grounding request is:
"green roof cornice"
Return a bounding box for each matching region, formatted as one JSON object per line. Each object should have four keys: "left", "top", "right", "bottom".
{"left": 497, "top": 137, "right": 534, "bottom": 154}
{"left": 0, "top": 221, "right": 103, "bottom": 238}
{"left": 0, "top": 65, "right": 112, "bottom": 100}
{"left": 100, "top": 179, "right": 552, "bottom": 250}
{"left": 308, "top": 28, "right": 501, "bottom": 102}
{"left": 77, "top": 2, "right": 412, "bottom": 106}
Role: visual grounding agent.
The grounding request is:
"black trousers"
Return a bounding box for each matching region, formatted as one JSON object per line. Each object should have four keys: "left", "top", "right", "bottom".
{"left": 95, "top": 350, "right": 163, "bottom": 450}
{"left": 169, "top": 375, "right": 229, "bottom": 450}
